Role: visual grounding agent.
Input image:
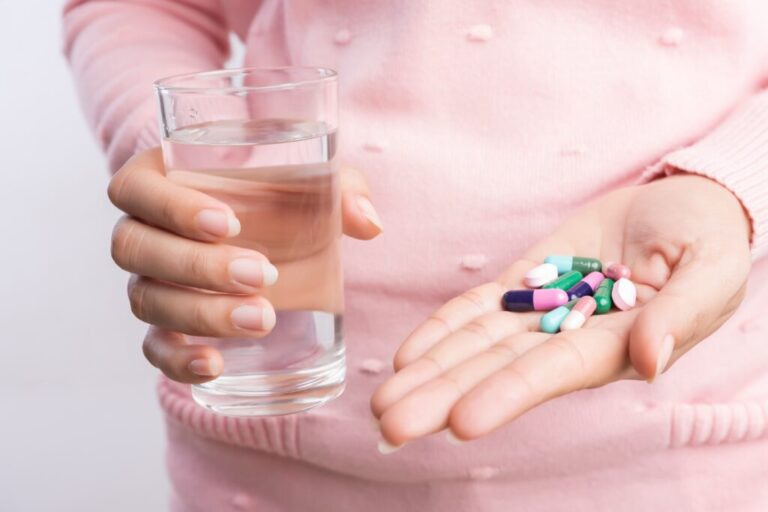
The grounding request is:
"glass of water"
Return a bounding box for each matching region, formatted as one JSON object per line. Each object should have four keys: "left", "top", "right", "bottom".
{"left": 154, "top": 67, "right": 343, "bottom": 416}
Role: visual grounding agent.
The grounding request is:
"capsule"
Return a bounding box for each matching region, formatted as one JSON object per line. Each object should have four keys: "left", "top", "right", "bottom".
{"left": 612, "top": 278, "right": 637, "bottom": 311}
{"left": 566, "top": 271, "right": 605, "bottom": 300}
{"left": 560, "top": 296, "right": 597, "bottom": 331}
{"left": 502, "top": 289, "right": 569, "bottom": 312}
{"left": 605, "top": 263, "right": 631, "bottom": 280}
{"left": 540, "top": 299, "right": 578, "bottom": 333}
{"left": 593, "top": 278, "right": 615, "bottom": 314}
{"left": 523, "top": 263, "right": 559, "bottom": 288}
{"left": 544, "top": 255, "right": 602, "bottom": 275}
{"left": 542, "top": 270, "right": 583, "bottom": 290}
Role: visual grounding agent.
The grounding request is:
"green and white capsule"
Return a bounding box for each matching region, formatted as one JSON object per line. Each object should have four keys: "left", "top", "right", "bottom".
{"left": 542, "top": 270, "right": 583, "bottom": 291}
{"left": 540, "top": 299, "right": 578, "bottom": 334}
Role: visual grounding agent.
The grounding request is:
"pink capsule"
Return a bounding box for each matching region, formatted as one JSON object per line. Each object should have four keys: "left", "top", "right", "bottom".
{"left": 560, "top": 296, "right": 596, "bottom": 331}
{"left": 605, "top": 263, "right": 631, "bottom": 280}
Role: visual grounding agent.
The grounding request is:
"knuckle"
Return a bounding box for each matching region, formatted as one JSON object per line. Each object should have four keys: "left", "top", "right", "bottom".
{"left": 112, "top": 217, "right": 148, "bottom": 272}
{"left": 181, "top": 244, "right": 210, "bottom": 279}
{"left": 110, "top": 217, "right": 136, "bottom": 269}
{"left": 142, "top": 332, "right": 159, "bottom": 367}
{"left": 189, "top": 298, "right": 217, "bottom": 335}
{"left": 127, "top": 275, "right": 150, "bottom": 321}
{"left": 157, "top": 189, "right": 180, "bottom": 230}
{"left": 107, "top": 170, "right": 128, "bottom": 207}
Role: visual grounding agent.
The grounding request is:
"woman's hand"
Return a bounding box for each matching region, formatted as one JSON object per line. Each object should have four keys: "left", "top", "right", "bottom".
{"left": 108, "top": 148, "right": 382, "bottom": 383}
{"left": 371, "top": 174, "right": 751, "bottom": 450}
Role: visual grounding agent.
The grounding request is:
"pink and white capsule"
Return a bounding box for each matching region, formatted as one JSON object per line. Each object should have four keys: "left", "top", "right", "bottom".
{"left": 605, "top": 263, "right": 631, "bottom": 280}
{"left": 612, "top": 278, "right": 637, "bottom": 310}
{"left": 524, "top": 263, "right": 559, "bottom": 288}
{"left": 560, "top": 296, "right": 597, "bottom": 331}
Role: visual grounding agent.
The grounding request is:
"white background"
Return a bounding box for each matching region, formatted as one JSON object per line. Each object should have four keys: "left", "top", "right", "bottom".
{"left": 0, "top": 3, "right": 243, "bottom": 511}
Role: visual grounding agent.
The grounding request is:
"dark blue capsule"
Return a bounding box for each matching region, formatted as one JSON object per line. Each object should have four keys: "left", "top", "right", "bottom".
{"left": 502, "top": 289, "right": 569, "bottom": 312}
{"left": 567, "top": 282, "right": 594, "bottom": 300}
{"left": 502, "top": 290, "right": 535, "bottom": 312}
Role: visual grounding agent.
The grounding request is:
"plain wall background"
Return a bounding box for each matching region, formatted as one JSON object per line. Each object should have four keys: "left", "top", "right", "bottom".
{"left": 0, "top": 3, "right": 243, "bottom": 510}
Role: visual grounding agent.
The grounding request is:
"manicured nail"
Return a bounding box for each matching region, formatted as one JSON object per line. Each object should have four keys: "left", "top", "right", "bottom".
{"left": 356, "top": 196, "right": 383, "bottom": 231}
{"left": 188, "top": 358, "right": 221, "bottom": 377}
{"left": 229, "top": 259, "right": 279, "bottom": 287}
{"left": 446, "top": 430, "right": 466, "bottom": 446}
{"left": 377, "top": 437, "right": 402, "bottom": 455}
{"left": 231, "top": 304, "right": 276, "bottom": 331}
{"left": 196, "top": 209, "right": 241, "bottom": 238}
{"left": 369, "top": 417, "right": 381, "bottom": 432}
{"left": 649, "top": 334, "right": 675, "bottom": 383}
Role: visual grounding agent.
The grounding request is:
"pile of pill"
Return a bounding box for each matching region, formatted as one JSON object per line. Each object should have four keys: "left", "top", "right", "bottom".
{"left": 502, "top": 255, "right": 637, "bottom": 333}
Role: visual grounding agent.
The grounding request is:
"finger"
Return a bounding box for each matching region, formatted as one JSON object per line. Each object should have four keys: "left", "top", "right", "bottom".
{"left": 448, "top": 316, "right": 635, "bottom": 440}
{"left": 340, "top": 166, "right": 383, "bottom": 240}
{"left": 372, "top": 311, "right": 534, "bottom": 416}
{"left": 629, "top": 247, "right": 749, "bottom": 381}
{"left": 127, "top": 275, "right": 276, "bottom": 337}
{"left": 108, "top": 148, "right": 241, "bottom": 242}
{"left": 393, "top": 259, "right": 541, "bottom": 370}
{"left": 112, "top": 217, "right": 278, "bottom": 294}
{"left": 143, "top": 326, "right": 224, "bottom": 384}
{"left": 378, "top": 332, "right": 548, "bottom": 445}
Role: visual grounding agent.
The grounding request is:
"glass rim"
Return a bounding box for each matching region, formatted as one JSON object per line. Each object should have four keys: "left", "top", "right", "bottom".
{"left": 154, "top": 66, "right": 337, "bottom": 94}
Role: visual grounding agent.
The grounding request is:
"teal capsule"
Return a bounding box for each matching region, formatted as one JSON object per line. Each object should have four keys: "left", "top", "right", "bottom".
{"left": 544, "top": 255, "right": 602, "bottom": 275}
{"left": 542, "top": 270, "right": 583, "bottom": 290}
{"left": 539, "top": 299, "right": 578, "bottom": 334}
{"left": 544, "top": 255, "right": 573, "bottom": 274}
{"left": 594, "top": 278, "right": 615, "bottom": 314}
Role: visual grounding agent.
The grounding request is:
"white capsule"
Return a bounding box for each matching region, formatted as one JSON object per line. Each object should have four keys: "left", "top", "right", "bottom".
{"left": 524, "top": 263, "right": 559, "bottom": 288}
{"left": 612, "top": 278, "right": 637, "bottom": 310}
{"left": 560, "top": 311, "right": 586, "bottom": 331}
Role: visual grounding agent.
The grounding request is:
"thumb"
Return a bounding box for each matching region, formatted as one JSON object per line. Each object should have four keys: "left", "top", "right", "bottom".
{"left": 629, "top": 249, "right": 747, "bottom": 382}
{"left": 341, "top": 166, "right": 383, "bottom": 240}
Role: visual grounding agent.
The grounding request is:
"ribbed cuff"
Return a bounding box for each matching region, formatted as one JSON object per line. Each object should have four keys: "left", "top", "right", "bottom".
{"left": 641, "top": 92, "right": 768, "bottom": 260}
{"left": 157, "top": 377, "right": 302, "bottom": 458}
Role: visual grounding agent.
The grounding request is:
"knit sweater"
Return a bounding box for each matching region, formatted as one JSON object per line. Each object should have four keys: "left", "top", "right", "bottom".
{"left": 64, "top": 1, "right": 768, "bottom": 510}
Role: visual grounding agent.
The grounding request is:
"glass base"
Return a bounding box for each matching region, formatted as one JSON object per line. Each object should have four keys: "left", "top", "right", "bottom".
{"left": 191, "top": 350, "right": 346, "bottom": 417}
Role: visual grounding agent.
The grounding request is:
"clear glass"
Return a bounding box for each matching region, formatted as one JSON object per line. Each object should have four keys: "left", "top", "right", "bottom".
{"left": 155, "top": 67, "right": 344, "bottom": 416}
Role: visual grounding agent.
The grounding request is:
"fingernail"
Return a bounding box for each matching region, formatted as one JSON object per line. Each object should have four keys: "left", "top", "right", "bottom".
{"left": 377, "top": 437, "right": 403, "bottom": 455}
{"left": 231, "top": 304, "right": 276, "bottom": 331}
{"left": 356, "top": 196, "right": 383, "bottom": 231}
{"left": 229, "top": 259, "right": 279, "bottom": 287}
{"left": 446, "top": 430, "right": 466, "bottom": 446}
{"left": 649, "top": 334, "right": 675, "bottom": 383}
{"left": 188, "top": 358, "right": 221, "bottom": 377}
{"left": 369, "top": 417, "right": 381, "bottom": 432}
{"left": 196, "top": 209, "right": 241, "bottom": 238}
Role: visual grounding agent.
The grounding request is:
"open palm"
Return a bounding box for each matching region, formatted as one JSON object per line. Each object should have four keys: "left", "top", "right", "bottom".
{"left": 371, "top": 174, "right": 751, "bottom": 449}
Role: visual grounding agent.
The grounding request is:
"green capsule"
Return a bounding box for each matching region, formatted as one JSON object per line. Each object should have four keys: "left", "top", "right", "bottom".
{"left": 571, "top": 257, "right": 602, "bottom": 275}
{"left": 594, "top": 278, "right": 615, "bottom": 314}
{"left": 542, "top": 270, "right": 583, "bottom": 290}
{"left": 540, "top": 299, "right": 578, "bottom": 334}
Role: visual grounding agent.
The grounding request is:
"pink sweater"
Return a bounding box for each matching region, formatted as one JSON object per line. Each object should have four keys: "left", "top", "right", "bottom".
{"left": 64, "top": 1, "right": 768, "bottom": 510}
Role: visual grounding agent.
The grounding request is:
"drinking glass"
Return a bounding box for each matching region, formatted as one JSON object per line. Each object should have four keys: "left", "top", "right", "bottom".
{"left": 154, "top": 67, "right": 343, "bottom": 416}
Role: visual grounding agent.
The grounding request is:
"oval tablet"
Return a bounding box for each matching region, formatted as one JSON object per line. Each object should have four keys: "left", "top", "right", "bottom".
{"left": 524, "top": 263, "right": 559, "bottom": 288}
{"left": 611, "top": 278, "right": 636, "bottom": 311}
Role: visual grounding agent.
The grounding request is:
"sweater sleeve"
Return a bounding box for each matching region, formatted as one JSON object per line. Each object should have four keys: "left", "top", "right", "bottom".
{"left": 642, "top": 89, "right": 768, "bottom": 260}
{"left": 63, "top": 0, "right": 231, "bottom": 173}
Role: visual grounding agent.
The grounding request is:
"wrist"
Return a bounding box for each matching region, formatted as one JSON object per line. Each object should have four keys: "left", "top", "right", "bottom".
{"left": 656, "top": 169, "right": 753, "bottom": 248}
